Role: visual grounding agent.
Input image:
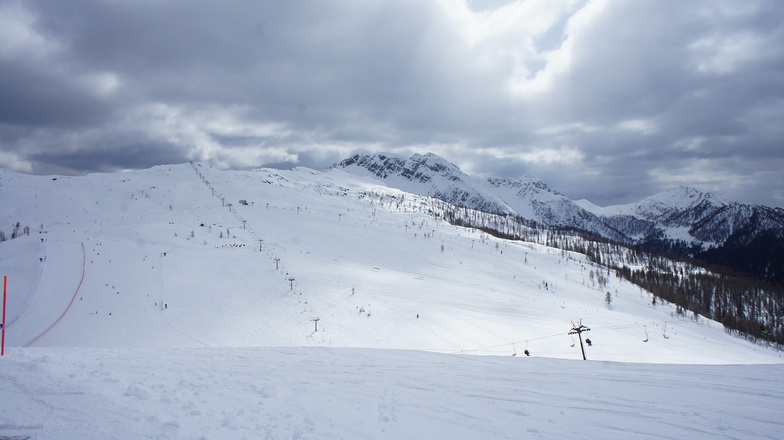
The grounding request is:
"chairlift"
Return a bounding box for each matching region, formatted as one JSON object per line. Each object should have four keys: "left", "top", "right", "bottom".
{"left": 569, "top": 334, "right": 576, "bottom": 348}
{"left": 643, "top": 325, "right": 649, "bottom": 343}
{"left": 662, "top": 323, "right": 669, "bottom": 339}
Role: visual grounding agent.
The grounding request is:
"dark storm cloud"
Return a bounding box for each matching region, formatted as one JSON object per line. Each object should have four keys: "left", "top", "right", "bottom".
{"left": 0, "top": 0, "right": 782, "bottom": 208}
{"left": 29, "top": 138, "right": 189, "bottom": 175}
{"left": 466, "top": 0, "right": 784, "bottom": 208}
{"left": 0, "top": 59, "right": 113, "bottom": 127}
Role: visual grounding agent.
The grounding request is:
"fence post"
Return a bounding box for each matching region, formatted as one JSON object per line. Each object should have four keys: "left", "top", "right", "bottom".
{"left": 2, "top": 276, "right": 7, "bottom": 355}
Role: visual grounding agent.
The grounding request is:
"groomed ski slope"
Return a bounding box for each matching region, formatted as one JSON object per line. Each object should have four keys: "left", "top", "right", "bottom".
{"left": 1, "top": 163, "right": 782, "bottom": 439}
{"left": 2, "top": 347, "right": 783, "bottom": 440}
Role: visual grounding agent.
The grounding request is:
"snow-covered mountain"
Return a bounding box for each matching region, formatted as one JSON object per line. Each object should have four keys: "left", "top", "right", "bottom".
{"left": 580, "top": 186, "right": 771, "bottom": 243}
{"left": 578, "top": 186, "right": 784, "bottom": 279}
{"left": 483, "top": 175, "right": 627, "bottom": 241}
{"left": 334, "top": 153, "right": 513, "bottom": 214}
{"left": 334, "top": 154, "right": 783, "bottom": 279}
{"left": 334, "top": 153, "right": 625, "bottom": 240}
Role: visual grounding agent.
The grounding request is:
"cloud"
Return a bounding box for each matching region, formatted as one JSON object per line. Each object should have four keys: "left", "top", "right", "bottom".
{"left": 0, "top": 0, "right": 782, "bottom": 208}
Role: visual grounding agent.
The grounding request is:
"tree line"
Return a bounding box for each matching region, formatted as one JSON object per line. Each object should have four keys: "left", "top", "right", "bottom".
{"left": 359, "top": 191, "right": 784, "bottom": 348}
{"left": 0, "top": 222, "right": 31, "bottom": 242}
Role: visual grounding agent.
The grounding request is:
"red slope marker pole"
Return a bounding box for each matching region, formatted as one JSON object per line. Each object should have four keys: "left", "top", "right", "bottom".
{"left": 2, "top": 275, "right": 7, "bottom": 356}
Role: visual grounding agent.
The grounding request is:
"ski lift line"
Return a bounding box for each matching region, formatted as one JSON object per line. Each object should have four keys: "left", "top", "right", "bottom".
{"left": 458, "top": 319, "right": 699, "bottom": 355}
{"left": 590, "top": 319, "right": 696, "bottom": 332}
{"left": 471, "top": 332, "right": 568, "bottom": 353}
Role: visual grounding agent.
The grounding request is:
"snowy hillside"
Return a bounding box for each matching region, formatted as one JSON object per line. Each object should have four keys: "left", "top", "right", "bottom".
{"left": 332, "top": 154, "right": 784, "bottom": 281}
{"left": 1, "top": 163, "right": 782, "bottom": 439}
{"left": 0, "top": 162, "right": 776, "bottom": 362}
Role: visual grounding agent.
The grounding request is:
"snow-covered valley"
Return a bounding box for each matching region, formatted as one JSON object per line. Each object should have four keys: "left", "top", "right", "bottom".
{"left": 1, "top": 163, "right": 782, "bottom": 439}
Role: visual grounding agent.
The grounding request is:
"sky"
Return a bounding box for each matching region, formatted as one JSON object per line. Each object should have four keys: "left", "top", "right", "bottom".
{"left": 1, "top": 0, "right": 783, "bottom": 208}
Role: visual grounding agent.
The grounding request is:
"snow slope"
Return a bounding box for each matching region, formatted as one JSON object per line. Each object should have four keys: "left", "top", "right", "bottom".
{"left": 0, "top": 163, "right": 777, "bottom": 362}
{"left": 1, "top": 163, "right": 783, "bottom": 439}
{"left": 2, "top": 347, "right": 782, "bottom": 440}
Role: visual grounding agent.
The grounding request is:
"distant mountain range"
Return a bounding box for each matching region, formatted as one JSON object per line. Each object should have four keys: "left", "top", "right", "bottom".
{"left": 334, "top": 153, "right": 784, "bottom": 281}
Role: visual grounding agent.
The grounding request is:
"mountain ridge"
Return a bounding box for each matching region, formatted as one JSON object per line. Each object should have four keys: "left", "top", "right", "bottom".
{"left": 333, "top": 152, "right": 784, "bottom": 281}
{"left": 334, "top": 153, "right": 627, "bottom": 241}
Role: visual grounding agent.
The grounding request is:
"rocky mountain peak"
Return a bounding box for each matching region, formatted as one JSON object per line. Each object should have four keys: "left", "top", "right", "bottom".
{"left": 486, "top": 174, "right": 563, "bottom": 197}
{"left": 333, "top": 152, "right": 466, "bottom": 184}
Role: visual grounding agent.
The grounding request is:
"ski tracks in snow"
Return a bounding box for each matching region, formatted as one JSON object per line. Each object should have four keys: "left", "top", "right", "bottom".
{"left": 22, "top": 241, "right": 85, "bottom": 347}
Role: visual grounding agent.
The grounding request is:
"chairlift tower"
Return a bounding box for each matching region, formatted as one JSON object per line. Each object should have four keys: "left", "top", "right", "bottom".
{"left": 568, "top": 320, "right": 591, "bottom": 360}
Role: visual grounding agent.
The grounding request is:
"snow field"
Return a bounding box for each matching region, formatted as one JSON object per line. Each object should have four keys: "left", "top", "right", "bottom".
{"left": 1, "top": 163, "right": 781, "bottom": 363}
{"left": 1, "top": 347, "right": 783, "bottom": 440}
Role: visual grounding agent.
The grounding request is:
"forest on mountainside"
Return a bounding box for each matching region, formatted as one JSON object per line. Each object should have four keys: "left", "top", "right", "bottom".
{"left": 361, "top": 192, "right": 784, "bottom": 348}
{"left": 464, "top": 210, "right": 784, "bottom": 348}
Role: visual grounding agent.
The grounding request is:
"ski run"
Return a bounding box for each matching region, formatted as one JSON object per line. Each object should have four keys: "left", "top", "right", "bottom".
{"left": 1, "top": 162, "right": 782, "bottom": 439}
